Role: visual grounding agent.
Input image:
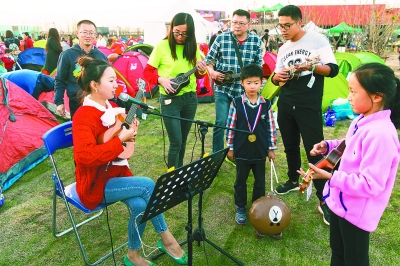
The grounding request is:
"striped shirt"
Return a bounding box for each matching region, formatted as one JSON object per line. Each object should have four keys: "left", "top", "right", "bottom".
{"left": 226, "top": 94, "right": 277, "bottom": 150}
{"left": 206, "top": 30, "right": 263, "bottom": 98}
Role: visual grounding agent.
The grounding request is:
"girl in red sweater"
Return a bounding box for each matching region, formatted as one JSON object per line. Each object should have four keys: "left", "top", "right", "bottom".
{"left": 73, "top": 55, "right": 188, "bottom": 266}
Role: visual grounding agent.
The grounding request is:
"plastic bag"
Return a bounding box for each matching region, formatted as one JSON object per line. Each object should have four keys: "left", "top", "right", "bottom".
{"left": 324, "top": 106, "right": 336, "bottom": 127}
{"left": 331, "top": 98, "right": 354, "bottom": 120}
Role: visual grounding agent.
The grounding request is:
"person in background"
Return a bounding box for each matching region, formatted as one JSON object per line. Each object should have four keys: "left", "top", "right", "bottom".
{"left": 1, "top": 49, "right": 15, "bottom": 72}
{"left": 4, "top": 30, "right": 20, "bottom": 51}
{"left": 60, "top": 37, "right": 70, "bottom": 51}
{"left": 143, "top": 13, "right": 207, "bottom": 169}
{"left": 251, "top": 29, "right": 258, "bottom": 35}
{"left": 54, "top": 19, "right": 107, "bottom": 119}
{"left": 205, "top": 9, "right": 263, "bottom": 155}
{"left": 397, "top": 35, "right": 400, "bottom": 70}
{"left": 208, "top": 30, "right": 222, "bottom": 48}
{"left": 96, "top": 33, "right": 107, "bottom": 47}
{"left": 72, "top": 55, "right": 188, "bottom": 266}
{"left": 261, "top": 29, "right": 270, "bottom": 52}
{"left": 271, "top": 5, "right": 338, "bottom": 227}
{"left": 226, "top": 64, "right": 277, "bottom": 231}
{"left": 22, "top": 32, "right": 33, "bottom": 49}
{"left": 298, "top": 63, "right": 400, "bottom": 265}
{"left": 44, "top": 28, "right": 63, "bottom": 75}
{"left": 67, "top": 35, "right": 73, "bottom": 47}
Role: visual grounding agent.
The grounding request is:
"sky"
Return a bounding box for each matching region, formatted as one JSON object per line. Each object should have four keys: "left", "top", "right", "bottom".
{"left": 0, "top": 0, "right": 398, "bottom": 32}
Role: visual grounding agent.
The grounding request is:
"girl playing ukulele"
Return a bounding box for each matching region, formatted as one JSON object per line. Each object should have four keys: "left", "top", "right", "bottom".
{"left": 298, "top": 63, "right": 400, "bottom": 265}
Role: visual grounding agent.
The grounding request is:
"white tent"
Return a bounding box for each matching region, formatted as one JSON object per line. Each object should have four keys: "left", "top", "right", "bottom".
{"left": 303, "top": 21, "right": 327, "bottom": 34}
{"left": 143, "top": 0, "right": 216, "bottom": 46}
{"left": 268, "top": 28, "right": 281, "bottom": 35}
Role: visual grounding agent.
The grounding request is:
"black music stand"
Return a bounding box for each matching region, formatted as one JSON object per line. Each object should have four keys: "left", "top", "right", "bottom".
{"left": 140, "top": 148, "right": 243, "bottom": 266}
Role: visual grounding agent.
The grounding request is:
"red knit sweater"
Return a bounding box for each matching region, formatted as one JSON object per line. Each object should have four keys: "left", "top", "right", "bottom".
{"left": 72, "top": 105, "right": 133, "bottom": 210}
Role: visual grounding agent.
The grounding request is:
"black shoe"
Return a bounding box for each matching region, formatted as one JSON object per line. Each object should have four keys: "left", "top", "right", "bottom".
{"left": 275, "top": 181, "right": 299, "bottom": 194}
{"left": 318, "top": 202, "right": 330, "bottom": 226}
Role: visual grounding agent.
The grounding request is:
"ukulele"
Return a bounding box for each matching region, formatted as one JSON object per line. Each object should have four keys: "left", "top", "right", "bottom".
{"left": 167, "top": 59, "right": 215, "bottom": 96}
{"left": 299, "top": 140, "right": 346, "bottom": 194}
{"left": 213, "top": 69, "right": 241, "bottom": 86}
{"left": 97, "top": 78, "right": 146, "bottom": 159}
{"left": 279, "top": 55, "right": 321, "bottom": 87}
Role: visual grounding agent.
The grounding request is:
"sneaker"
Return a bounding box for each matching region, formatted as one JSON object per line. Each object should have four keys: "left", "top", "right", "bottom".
{"left": 225, "top": 157, "right": 236, "bottom": 167}
{"left": 318, "top": 202, "right": 331, "bottom": 226}
{"left": 275, "top": 181, "right": 300, "bottom": 194}
{"left": 235, "top": 206, "right": 246, "bottom": 225}
{"left": 271, "top": 232, "right": 283, "bottom": 240}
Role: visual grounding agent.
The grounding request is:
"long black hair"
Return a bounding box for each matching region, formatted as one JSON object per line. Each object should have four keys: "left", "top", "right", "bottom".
{"left": 353, "top": 62, "right": 400, "bottom": 128}
{"left": 165, "top": 12, "right": 197, "bottom": 67}
{"left": 46, "top": 28, "right": 62, "bottom": 51}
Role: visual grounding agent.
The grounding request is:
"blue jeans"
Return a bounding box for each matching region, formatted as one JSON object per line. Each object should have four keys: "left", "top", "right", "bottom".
{"left": 212, "top": 91, "right": 232, "bottom": 153}
{"left": 160, "top": 92, "right": 197, "bottom": 168}
{"left": 102, "top": 176, "right": 168, "bottom": 250}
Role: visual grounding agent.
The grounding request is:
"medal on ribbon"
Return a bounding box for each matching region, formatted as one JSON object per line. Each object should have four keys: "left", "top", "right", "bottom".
{"left": 241, "top": 95, "right": 262, "bottom": 143}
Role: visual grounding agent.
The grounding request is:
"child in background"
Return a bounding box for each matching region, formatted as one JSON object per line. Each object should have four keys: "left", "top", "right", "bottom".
{"left": 226, "top": 64, "right": 277, "bottom": 229}
{"left": 298, "top": 62, "right": 400, "bottom": 265}
{"left": 1, "top": 49, "right": 15, "bottom": 72}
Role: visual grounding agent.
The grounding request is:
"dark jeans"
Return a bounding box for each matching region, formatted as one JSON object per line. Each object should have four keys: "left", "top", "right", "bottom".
{"left": 69, "top": 92, "right": 79, "bottom": 120}
{"left": 212, "top": 91, "right": 232, "bottom": 153}
{"left": 277, "top": 100, "right": 326, "bottom": 201}
{"left": 160, "top": 92, "right": 197, "bottom": 169}
{"left": 330, "top": 211, "right": 370, "bottom": 266}
{"left": 234, "top": 160, "right": 266, "bottom": 208}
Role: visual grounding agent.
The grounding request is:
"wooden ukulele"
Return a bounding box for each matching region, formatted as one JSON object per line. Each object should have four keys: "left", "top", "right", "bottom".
{"left": 213, "top": 69, "right": 241, "bottom": 86}
{"left": 279, "top": 55, "right": 321, "bottom": 87}
{"left": 167, "top": 60, "right": 215, "bottom": 96}
{"left": 97, "top": 78, "right": 146, "bottom": 159}
{"left": 299, "top": 140, "right": 346, "bottom": 194}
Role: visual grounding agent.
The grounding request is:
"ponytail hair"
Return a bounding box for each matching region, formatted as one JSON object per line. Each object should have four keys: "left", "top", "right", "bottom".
{"left": 353, "top": 63, "right": 400, "bottom": 128}
{"left": 76, "top": 55, "right": 110, "bottom": 104}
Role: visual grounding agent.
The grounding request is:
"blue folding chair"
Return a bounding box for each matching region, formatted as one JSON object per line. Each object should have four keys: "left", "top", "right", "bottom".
{"left": 42, "top": 121, "right": 128, "bottom": 265}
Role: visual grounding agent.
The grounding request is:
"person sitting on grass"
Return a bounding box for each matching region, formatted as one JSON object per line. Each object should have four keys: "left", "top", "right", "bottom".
{"left": 72, "top": 55, "right": 188, "bottom": 266}
{"left": 225, "top": 64, "right": 278, "bottom": 237}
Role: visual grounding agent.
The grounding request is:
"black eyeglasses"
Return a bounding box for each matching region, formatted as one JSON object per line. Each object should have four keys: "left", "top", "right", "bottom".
{"left": 173, "top": 32, "right": 187, "bottom": 38}
{"left": 276, "top": 21, "right": 297, "bottom": 31}
{"left": 231, "top": 21, "right": 249, "bottom": 27}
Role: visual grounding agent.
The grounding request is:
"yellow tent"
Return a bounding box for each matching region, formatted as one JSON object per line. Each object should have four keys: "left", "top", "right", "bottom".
{"left": 33, "top": 40, "right": 47, "bottom": 48}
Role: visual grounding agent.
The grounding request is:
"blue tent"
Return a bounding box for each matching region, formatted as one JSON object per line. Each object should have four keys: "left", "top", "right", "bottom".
{"left": 17, "top": 47, "right": 46, "bottom": 71}
{"left": 1, "top": 70, "right": 54, "bottom": 99}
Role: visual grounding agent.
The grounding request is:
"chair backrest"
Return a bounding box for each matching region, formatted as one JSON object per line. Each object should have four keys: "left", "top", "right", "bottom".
{"left": 42, "top": 121, "right": 73, "bottom": 155}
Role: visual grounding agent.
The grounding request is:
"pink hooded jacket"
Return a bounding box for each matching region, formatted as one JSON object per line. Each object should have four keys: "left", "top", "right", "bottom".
{"left": 323, "top": 110, "right": 400, "bottom": 232}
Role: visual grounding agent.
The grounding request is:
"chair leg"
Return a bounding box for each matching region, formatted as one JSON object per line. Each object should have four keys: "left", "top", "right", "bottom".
{"left": 52, "top": 187, "right": 128, "bottom": 265}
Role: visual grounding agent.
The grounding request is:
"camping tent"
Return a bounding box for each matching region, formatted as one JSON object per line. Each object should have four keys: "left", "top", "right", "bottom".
{"left": 0, "top": 78, "right": 59, "bottom": 190}
{"left": 334, "top": 52, "right": 363, "bottom": 78}
{"left": 327, "top": 22, "right": 362, "bottom": 35}
{"left": 334, "top": 52, "right": 386, "bottom": 79}
{"left": 303, "top": 21, "right": 327, "bottom": 34}
{"left": 144, "top": 0, "right": 216, "bottom": 46}
{"left": 262, "top": 52, "right": 277, "bottom": 78}
{"left": 261, "top": 73, "right": 350, "bottom": 113}
{"left": 17, "top": 47, "right": 46, "bottom": 71}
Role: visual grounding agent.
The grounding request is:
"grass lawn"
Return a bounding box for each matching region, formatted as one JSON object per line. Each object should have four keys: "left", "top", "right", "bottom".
{"left": 1, "top": 97, "right": 399, "bottom": 266}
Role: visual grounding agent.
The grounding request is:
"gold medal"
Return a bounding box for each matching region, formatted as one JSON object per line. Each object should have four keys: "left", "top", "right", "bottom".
{"left": 248, "top": 134, "right": 256, "bottom": 142}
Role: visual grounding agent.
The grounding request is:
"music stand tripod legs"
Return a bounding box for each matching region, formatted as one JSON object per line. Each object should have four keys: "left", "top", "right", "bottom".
{"left": 140, "top": 148, "right": 243, "bottom": 266}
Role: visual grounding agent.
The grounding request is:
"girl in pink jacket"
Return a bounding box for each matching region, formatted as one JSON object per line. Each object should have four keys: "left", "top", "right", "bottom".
{"left": 298, "top": 62, "right": 400, "bottom": 265}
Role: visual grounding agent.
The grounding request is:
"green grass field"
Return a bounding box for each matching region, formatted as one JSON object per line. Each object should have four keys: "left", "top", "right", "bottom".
{"left": 1, "top": 98, "right": 399, "bottom": 266}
